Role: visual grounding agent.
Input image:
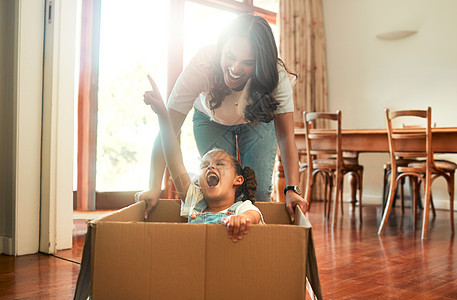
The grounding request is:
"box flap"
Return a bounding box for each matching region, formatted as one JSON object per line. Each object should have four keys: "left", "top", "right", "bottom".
{"left": 254, "top": 202, "right": 292, "bottom": 225}
{"left": 89, "top": 201, "right": 146, "bottom": 225}
{"left": 205, "top": 224, "right": 308, "bottom": 300}
{"left": 148, "top": 199, "right": 186, "bottom": 223}
{"left": 92, "top": 222, "right": 207, "bottom": 299}
{"left": 295, "top": 206, "right": 322, "bottom": 300}
{"left": 73, "top": 224, "right": 92, "bottom": 300}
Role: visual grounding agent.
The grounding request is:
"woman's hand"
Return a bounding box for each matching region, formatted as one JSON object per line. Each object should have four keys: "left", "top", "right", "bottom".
{"left": 143, "top": 75, "right": 167, "bottom": 116}
{"left": 134, "top": 188, "right": 161, "bottom": 220}
{"left": 285, "top": 192, "right": 309, "bottom": 222}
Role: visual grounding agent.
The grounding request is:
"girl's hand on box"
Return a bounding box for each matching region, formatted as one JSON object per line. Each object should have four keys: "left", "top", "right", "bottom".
{"left": 135, "top": 188, "right": 161, "bottom": 220}
{"left": 223, "top": 215, "right": 252, "bottom": 243}
{"left": 223, "top": 209, "right": 260, "bottom": 243}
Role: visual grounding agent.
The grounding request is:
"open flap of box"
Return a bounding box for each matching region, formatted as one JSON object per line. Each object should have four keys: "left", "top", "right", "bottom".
{"left": 296, "top": 207, "right": 322, "bottom": 300}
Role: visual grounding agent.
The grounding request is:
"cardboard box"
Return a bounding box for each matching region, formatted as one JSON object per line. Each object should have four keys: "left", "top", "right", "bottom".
{"left": 74, "top": 200, "right": 321, "bottom": 300}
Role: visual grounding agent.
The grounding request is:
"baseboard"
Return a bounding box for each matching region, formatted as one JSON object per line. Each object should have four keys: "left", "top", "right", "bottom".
{"left": 1, "top": 235, "right": 13, "bottom": 255}
{"left": 344, "top": 193, "right": 456, "bottom": 211}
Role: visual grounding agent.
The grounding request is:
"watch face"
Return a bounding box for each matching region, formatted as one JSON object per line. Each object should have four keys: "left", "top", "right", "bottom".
{"left": 295, "top": 186, "right": 302, "bottom": 195}
{"left": 285, "top": 186, "right": 302, "bottom": 195}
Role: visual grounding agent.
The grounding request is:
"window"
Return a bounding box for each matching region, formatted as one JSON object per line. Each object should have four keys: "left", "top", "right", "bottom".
{"left": 96, "top": 0, "right": 169, "bottom": 191}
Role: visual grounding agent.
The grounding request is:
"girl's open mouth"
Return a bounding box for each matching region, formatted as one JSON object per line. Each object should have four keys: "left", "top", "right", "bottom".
{"left": 206, "top": 172, "right": 220, "bottom": 187}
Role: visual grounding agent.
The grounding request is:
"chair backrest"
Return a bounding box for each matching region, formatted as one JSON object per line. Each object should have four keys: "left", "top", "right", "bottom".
{"left": 385, "top": 107, "right": 433, "bottom": 169}
{"left": 303, "top": 111, "right": 342, "bottom": 168}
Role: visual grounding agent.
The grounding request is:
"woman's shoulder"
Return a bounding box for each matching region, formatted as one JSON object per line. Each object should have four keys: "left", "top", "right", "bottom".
{"left": 190, "top": 44, "right": 217, "bottom": 65}
{"left": 277, "top": 62, "right": 296, "bottom": 85}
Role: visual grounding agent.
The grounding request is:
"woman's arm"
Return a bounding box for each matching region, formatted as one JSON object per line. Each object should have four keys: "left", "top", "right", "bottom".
{"left": 274, "top": 112, "right": 308, "bottom": 221}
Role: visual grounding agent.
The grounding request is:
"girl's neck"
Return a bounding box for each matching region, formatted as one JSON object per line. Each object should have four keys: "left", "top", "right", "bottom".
{"left": 205, "top": 198, "right": 235, "bottom": 212}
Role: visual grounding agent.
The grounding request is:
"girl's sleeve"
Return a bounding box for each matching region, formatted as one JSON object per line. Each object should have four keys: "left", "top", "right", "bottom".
{"left": 236, "top": 201, "right": 266, "bottom": 224}
{"left": 167, "top": 45, "right": 215, "bottom": 115}
{"left": 180, "top": 183, "right": 204, "bottom": 217}
{"left": 272, "top": 64, "right": 294, "bottom": 115}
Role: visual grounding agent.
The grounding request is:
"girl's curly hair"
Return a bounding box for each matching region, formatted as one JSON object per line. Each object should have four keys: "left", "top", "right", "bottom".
{"left": 232, "top": 160, "right": 257, "bottom": 203}
{"left": 209, "top": 14, "right": 296, "bottom": 126}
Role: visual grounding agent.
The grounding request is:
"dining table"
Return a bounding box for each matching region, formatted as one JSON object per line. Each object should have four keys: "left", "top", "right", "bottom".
{"left": 275, "top": 127, "right": 457, "bottom": 203}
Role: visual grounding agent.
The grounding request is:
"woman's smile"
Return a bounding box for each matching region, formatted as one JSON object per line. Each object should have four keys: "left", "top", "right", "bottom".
{"left": 220, "top": 36, "right": 255, "bottom": 90}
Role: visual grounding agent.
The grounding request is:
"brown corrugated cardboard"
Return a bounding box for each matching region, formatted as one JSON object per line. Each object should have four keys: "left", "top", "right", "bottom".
{"left": 74, "top": 200, "right": 322, "bottom": 300}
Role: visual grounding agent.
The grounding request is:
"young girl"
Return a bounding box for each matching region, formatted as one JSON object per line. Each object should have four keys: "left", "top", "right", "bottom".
{"left": 144, "top": 75, "right": 264, "bottom": 242}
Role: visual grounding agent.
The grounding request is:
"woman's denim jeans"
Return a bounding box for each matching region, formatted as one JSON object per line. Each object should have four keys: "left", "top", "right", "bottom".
{"left": 193, "top": 109, "right": 277, "bottom": 202}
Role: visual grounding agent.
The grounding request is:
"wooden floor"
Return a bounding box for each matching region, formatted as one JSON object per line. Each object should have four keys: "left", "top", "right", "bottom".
{"left": 1, "top": 203, "right": 456, "bottom": 299}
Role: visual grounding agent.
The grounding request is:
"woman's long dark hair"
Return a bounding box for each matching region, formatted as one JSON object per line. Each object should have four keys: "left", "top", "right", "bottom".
{"left": 209, "top": 14, "right": 295, "bottom": 125}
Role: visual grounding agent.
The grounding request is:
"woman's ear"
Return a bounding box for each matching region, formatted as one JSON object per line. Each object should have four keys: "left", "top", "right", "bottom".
{"left": 233, "top": 175, "right": 244, "bottom": 186}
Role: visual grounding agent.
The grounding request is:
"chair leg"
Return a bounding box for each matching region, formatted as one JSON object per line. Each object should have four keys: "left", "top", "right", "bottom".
{"left": 327, "top": 172, "right": 334, "bottom": 220}
{"left": 399, "top": 177, "right": 405, "bottom": 214}
{"left": 305, "top": 169, "right": 314, "bottom": 212}
{"left": 323, "top": 173, "right": 328, "bottom": 218}
{"left": 382, "top": 168, "right": 390, "bottom": 212}
{"left": 430, "top": 194, "right": 436, "bottom": 217}
{"left": 320, "top": 171, "right": 331, "bottom": 219}
{"left": 332, "top": 170, "right": 342, "bottom": 228}
{"left": 340, "top": 175, "right": 345, "bottom": 216}
{"left": 358, "top": 169, "right": 363, "bottom": 223}
{"left": 412, "top": 177, "right": 418, "bottom": 230}
{"left": 449, "top": 172, "right": 455, "bottom": 233}
{"left": 421, "top": 171, "right": 432, "bottom": 239}
{"left": 378, "top": 172, "right": 399, "bottom": 235}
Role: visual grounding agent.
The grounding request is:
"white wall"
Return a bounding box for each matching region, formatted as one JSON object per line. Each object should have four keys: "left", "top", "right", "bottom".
{"left": 12, "top": 0, "right": 45, "bottom": 255}
{"left": 322, "top": 0, "right": 457, "bottom": 209}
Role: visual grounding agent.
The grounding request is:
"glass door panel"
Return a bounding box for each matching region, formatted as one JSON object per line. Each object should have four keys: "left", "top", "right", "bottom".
{"left": 96, "top": 0, "right": 169, "bottom": 191}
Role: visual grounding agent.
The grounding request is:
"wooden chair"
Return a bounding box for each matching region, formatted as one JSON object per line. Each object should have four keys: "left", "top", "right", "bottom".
{"left": 303, "top": 111, "right": 364, "bottom": 226}
{"left": 378, "top": 107, "right": 455, "bottom": 238}
{"left": 381, "top": 123, "right": 439, "bottom": 215}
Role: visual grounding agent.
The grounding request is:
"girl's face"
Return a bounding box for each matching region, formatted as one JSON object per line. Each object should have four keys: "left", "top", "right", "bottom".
{"left": 220, "top": 36, "right": 256, "bottom": 91}
{"left": 198, "top": 151, "right": 243, "bottom": 199}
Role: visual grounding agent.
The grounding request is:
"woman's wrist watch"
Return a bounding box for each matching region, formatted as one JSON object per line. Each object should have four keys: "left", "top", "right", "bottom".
{"left": 284, "top": 185, "right": 301, "bottom": 195}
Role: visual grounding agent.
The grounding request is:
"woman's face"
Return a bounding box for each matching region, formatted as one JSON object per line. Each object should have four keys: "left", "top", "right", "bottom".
{"left": 220, "top": 36, "right": 256, "bottom": 91}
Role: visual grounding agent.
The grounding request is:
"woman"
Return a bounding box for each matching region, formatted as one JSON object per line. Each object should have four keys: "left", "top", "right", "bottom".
{"left": 137, "top": 14, "right": 307, "bottom": 221}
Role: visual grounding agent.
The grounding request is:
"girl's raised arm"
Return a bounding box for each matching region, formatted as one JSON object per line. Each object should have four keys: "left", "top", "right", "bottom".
{"left": 144, "top": 75, "right": 191, "bottom": 201}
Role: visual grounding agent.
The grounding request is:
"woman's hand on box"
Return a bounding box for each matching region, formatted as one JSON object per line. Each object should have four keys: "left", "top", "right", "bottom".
{"left": 285, "top": 192, "right": 309, "bottom": 222}
{"left": 134, "top": 188, "right": 161, "bottom": 220}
